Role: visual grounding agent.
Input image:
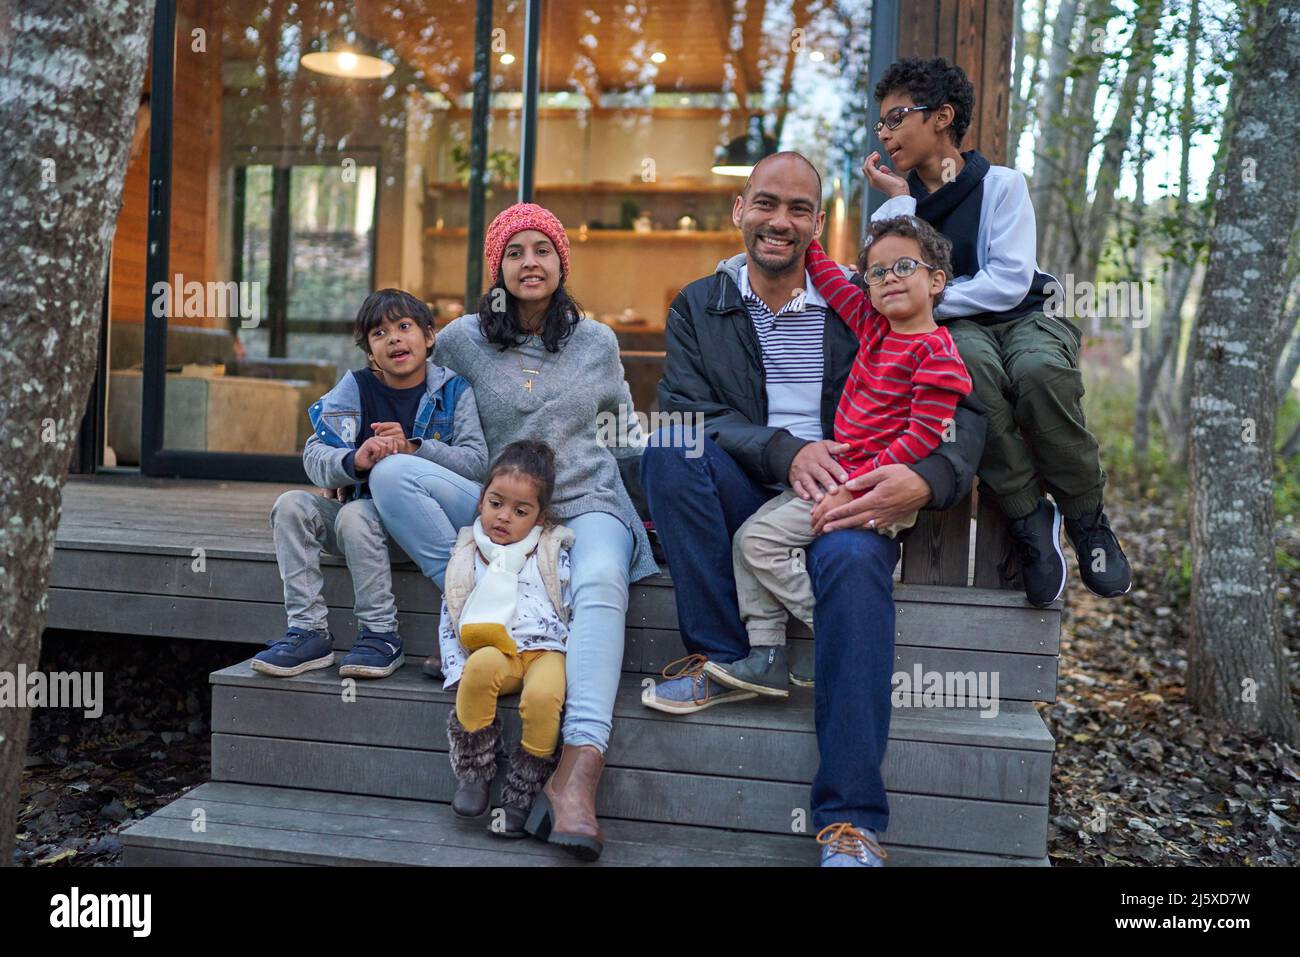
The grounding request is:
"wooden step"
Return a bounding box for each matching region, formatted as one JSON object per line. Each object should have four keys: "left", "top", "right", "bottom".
{"left": 51, "top": 546, "right": 1059, "bottom": 701}
{"left": 205, "top": 662, "right": 1052, "bottom": 859}
{"left": 120, "top": 782, "right": 1049, "bottom": 867}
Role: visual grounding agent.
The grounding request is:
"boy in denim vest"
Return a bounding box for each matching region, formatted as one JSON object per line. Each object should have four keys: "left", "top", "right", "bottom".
{"left": 255, "top": 289, "right": 487, "bottom": 679}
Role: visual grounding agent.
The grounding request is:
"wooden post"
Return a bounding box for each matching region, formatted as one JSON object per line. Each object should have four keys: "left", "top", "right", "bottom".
{"left": 892, "top": 0, "right": 1017, "bottom": 588}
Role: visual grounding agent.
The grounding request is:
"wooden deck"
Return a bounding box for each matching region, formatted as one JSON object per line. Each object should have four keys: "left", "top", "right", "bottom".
{"left": 50, "top": 475, "right": 1060, "bottom": 866}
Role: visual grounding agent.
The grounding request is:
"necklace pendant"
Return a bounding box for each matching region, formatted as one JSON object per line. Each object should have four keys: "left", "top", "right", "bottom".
{"left": 523, "top": 378, "right": 533, "bottom": 392}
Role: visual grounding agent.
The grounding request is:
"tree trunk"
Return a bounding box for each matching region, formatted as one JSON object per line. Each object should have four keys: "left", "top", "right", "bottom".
{"left": 1009, "top": 0, "right": 1051, "bottom": 160}
{"left": 1046, "top": 0, "right": 1110, "bottom": 282}
{"left": 0, "top": 0, "right": 155, "bottom": 865}
{"left": 1156, "top": 0, "right": 1209, "bottom": 466}
{"left": 1277, "top": 306, "right": 1300, "bottom": 404}
{"left": 1187, "top": 0, "right": 1300, "bottom": 744}
{"left": 1032, "top": 0, "right": 1082, "bottom": 255}
{"left": 1083, "top": 0, "right": 1160, "bottom": 283}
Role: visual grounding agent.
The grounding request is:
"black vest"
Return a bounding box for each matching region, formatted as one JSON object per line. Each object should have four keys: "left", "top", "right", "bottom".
{"left": 906, "top": 150, "right": 1052, "bottom": 326}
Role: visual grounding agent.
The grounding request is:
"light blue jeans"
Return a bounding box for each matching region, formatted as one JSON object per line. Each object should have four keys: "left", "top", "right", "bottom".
{"left": 367, "top": 455, "right": 482, "bottom": 591}
{"left": 561, "top": 511, "right": 633, "bottom": 752}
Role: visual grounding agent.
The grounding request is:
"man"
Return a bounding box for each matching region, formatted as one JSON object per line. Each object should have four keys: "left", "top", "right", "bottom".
{"left": 639, "top": 152, "right": 986, "bottom": 867}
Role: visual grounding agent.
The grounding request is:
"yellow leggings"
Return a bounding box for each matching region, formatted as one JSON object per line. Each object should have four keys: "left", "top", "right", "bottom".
{"left": 455, "top": 648, "right": 566, "bottom": 757}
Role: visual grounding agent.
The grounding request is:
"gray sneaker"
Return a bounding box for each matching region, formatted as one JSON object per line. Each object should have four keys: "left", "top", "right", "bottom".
{"left": 789, "top": 644, "right": 814, "bottom": 688}
{"left": 704, "top": 646, "right": 790, "bottom": 698}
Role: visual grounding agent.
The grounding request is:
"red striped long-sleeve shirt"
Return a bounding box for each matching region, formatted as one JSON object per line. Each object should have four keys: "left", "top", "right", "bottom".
{"left": 805, "top": 239, "right": 972, "bottom": 484}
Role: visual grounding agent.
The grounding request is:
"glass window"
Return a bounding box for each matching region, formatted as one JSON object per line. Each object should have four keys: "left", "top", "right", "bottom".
{"left": 145, "top": 0, "right": 484, "bottom": 464}
{"left": 530, "top": 0, "right": 874, "bottom": 411}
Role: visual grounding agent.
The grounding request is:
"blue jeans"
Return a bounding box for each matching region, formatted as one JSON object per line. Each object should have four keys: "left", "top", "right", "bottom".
{"left": 642, "top": 428, "right": 900, "bottom": 833}
{"left": 367, "top": 456, "right": 482, "bottom": 591}
{"left": 370, "top": 455, "right": 632, "bottom": 753}
{"left": 562, "top": 511, "right": 633, "bottom": 752}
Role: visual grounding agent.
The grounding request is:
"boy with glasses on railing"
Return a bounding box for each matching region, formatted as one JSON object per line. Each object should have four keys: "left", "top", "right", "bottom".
{"left": 861, "top": 56, "right": 1132, "bottom": 608}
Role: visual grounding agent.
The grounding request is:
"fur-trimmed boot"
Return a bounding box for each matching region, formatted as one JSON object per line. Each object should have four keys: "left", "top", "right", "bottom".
{"left": 491, "top": 743, "right": 559, "bottom": 839}
{"left": 447, "top": 711, "right": 502, "bottom": 818}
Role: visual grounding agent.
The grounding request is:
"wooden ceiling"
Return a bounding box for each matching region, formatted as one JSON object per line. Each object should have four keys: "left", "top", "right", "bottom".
{"left": 220, "top": 0, "right": 840, "bottom": 99}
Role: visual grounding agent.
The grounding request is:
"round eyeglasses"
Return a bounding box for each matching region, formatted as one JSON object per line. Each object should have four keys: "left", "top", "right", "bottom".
{"left": 865, "top": 256, "right": 936, "bottom": 285}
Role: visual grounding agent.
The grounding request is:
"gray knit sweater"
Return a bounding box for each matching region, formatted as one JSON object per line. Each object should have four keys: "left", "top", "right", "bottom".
{"left": 435, "top": 315, "right": 658, "bottom": 583}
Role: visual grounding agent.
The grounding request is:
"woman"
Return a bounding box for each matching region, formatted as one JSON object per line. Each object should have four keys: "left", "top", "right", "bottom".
{"left": 369, "top": 203, "right": 656, "bottom": 862}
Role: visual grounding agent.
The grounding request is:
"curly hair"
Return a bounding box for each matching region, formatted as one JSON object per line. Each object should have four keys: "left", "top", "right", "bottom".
{"left": 859, "top": 215, "right": 953, "bottom": 308}
{"left": 873, "top": 56, "right": 975, "bottom": 147}
{"left": 475, "top": 278, "right": 583, "bottom": 353}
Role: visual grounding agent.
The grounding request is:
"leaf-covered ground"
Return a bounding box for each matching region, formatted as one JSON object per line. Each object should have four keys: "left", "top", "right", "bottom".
{"left": 1044, "top": 499, "right": 1300, "bottom": 865}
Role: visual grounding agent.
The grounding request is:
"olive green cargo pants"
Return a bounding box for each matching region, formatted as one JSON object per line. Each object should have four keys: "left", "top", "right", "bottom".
{"left": 947, "top": 312, "right": 1105, "bottom": 521}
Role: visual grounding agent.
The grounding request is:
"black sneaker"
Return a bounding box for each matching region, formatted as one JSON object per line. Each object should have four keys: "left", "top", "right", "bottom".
{"left": 1064, "top": 504, "right": 1133, "bottom": 597}
{"left": 1007, "top": 498, "right": 1067, "bottom": 607}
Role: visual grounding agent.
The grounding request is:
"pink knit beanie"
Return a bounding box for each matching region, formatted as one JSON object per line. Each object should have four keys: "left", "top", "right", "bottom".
{"left": 483, "top": 203, "right": 571, "bottom": 285}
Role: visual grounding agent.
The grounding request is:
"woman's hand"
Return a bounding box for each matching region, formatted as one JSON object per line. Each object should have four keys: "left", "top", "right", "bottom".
{"left": 863, "top": 152, "right": 909, "bottom": 199}
{"left": 812, "top": 464, "right": 931, "bottom": 534}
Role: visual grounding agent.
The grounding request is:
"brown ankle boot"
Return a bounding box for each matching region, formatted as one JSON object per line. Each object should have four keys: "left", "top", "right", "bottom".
{"left": 524, "top": 744, "right": 605, "bottom": 861}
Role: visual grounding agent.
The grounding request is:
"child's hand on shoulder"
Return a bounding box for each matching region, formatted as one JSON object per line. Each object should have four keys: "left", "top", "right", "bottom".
{"left": 371, "top": 421, "right": 417, "bottom": 454}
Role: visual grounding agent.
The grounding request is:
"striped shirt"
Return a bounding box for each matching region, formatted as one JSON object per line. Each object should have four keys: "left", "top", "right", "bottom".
{"left": 805, "top": 239, "right": 972, "bottom": 483}
{"left": 737, "top": 264, "right": 826, "bottom": 443}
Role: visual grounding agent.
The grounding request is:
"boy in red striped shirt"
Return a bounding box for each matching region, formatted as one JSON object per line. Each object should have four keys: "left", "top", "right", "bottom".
{"left": 714, "top": 216, "right": 971, "bottom": 697}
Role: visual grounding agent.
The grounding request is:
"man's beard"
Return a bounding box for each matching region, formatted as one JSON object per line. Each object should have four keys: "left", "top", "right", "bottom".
{"left": 745, "top": 227, "right": 804, "bottom": 274}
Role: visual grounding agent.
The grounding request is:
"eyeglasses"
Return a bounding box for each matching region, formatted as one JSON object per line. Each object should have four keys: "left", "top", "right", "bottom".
{"left": 873, "top": 105, "right": 934, "bottom": 135}
{"left": 864, "top": 256, "right": 936, "bottom": 285}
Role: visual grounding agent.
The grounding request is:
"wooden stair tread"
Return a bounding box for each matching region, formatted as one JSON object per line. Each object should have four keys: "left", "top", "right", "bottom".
{"left": 121, "top": 782, "right": 1048, "bottom": 867}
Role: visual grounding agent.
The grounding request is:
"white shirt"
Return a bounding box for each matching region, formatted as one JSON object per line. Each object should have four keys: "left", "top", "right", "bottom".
{"left": 872, "top": 165, "right": 1058, "bottom": 320}
{"left": 737, "top": 264, "right": 827, "bottom": 443}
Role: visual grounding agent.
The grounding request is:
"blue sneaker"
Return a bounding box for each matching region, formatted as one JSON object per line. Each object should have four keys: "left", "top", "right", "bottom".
{"left": 817, "top": 823, "right": 888, "bottom": 867}
{"left": 641, "top": 654, "right": 757, "bottom": 714}
{"left": 251, "top": 627, "right": 335, "bottom": 677}
{"left": 338, "top": 630, "right": 405, "bottom": 679}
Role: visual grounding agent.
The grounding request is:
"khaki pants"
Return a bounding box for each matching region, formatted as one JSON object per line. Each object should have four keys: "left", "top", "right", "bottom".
{"left": 456, "top": 648, "right": 566, "bottom": 757}
{"left": 733, "top": 491, "right": 916, "bottom": 647}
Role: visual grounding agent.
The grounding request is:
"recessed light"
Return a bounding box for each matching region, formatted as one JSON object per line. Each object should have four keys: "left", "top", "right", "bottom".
{"left": 500, "top": 53, "right": 516, "bottom": 65}
{"left": 650, "top": 51, "right": 666, "bottom": 64}
{"left": 809, "top": 50, "right": 825, "bottom": 62}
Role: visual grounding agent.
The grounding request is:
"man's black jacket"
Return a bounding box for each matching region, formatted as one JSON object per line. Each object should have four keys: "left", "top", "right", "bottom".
{"left": 658, "top": 254, "right": 988, "bottom": 511}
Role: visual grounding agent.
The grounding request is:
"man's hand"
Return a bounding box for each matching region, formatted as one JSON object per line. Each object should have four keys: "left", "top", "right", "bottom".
{"left": 863, "top": 152, "right": 909, "bottom": 199}
{"left": 354, "top": 435, "right": 401, "bottom": 471}
{"left": 371, "top": 422, "right": 416, "bottom": 455}
{"left": 812, "top": 463, "right": 931, "bottom": 534}
{"left": 789, "top": 440, "right": 851, "bottom": 502}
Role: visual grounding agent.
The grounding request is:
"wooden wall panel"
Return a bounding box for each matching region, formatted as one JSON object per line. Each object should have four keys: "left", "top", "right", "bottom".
{"left": 895, "top": 0, "right": 1013, "bottom": 166}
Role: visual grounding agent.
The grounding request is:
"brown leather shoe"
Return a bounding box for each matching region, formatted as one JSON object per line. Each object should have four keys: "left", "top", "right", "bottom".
{"left": 524, "top": 744, "right": 605, "bottom": 861}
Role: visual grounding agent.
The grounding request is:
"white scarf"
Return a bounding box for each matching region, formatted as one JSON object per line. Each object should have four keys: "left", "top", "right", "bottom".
{"left": 457, "top": 517, "right": 544, "bottom": 656}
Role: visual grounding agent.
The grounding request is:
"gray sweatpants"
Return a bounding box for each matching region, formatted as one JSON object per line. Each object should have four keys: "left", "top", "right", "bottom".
{"left": 270, "top": 490, "right": 408, "bottom": 635}
{"left": 734, "top": 490, "right": 916, "bottom": 647}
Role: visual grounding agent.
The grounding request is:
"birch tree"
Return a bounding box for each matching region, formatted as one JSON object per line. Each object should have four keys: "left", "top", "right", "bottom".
{"left": 0, "top": 0, "right": 154, "bottom": 864}
{"left": 1186, "top": 0, "right": 1300, "bottom": 743}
